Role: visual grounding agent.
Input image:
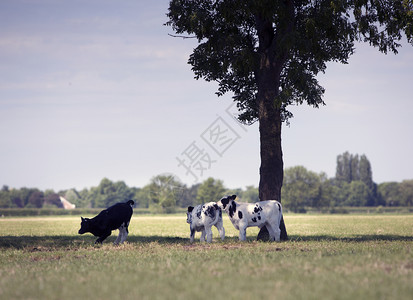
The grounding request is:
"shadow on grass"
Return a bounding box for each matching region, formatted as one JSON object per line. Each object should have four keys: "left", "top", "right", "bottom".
{"left": 0, "top": 235, "right": 190, "bottom": 250}
{"left": 1, "top": 234, "right": 412, "bottom": 250}
{"left": 288, "top": 234, "right": 413, "bottom": 242}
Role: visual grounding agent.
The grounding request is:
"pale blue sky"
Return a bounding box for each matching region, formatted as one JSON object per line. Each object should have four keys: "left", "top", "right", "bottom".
{"left": 1, "top": 0, "right": 412, "bottom": 191}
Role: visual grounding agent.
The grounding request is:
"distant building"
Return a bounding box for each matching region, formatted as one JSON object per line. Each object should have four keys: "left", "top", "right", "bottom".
{"left": 59, "top": 196, "right": 76, "bottom": 209}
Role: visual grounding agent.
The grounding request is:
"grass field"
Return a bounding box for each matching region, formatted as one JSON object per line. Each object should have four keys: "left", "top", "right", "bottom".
{"left": 0, "top": 214, "right": 412, "bottom": 300}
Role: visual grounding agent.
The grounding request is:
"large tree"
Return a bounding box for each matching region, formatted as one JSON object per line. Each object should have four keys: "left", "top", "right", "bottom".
{"left": 166, "top": 0, "right": 412, "bottom": 240}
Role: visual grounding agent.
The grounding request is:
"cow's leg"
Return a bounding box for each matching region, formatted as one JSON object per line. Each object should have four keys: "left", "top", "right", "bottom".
{"left": 239, "top": 225, "right": 247, "bottom": 241}
{"left": 272, "top": 217, "right": 281, "bottom": 242}
{"left": 274, "top": 224, "right": 281, "bottom": 242}
{"left": 205, "top": 225, "right": 213, "bottom": 243}
{"left": 95, "top": 231, "right": 111, "bottom": 244}
{"left": 265, "top": 224, "right": 275, "bottom": 241}
{"left": 215, "top": 220, "right": 225, "bottom": 241}
{"left": 114, "top": 224, "right": 128, "bottom": 245}
{"left": 200, "top": 229, "right": 206, "bottom": 242}
{"left": 266, "top": 223, "right": 280, "bottom": 242}
{"left": 190, "top": 228, "right": 196, "bottom": 243}
{"left": 114, "top": 226, "right": 123, "bottom": 245}
{"left": 120, "top": 227, "right": 128, "bottom": 243}
{"left": 119, "top": 222, "right": 129, "bottom": 244}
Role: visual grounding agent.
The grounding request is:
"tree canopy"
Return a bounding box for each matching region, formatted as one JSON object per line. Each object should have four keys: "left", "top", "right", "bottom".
{"left": 167, "top": 0, "right": 413, "bottom": 123}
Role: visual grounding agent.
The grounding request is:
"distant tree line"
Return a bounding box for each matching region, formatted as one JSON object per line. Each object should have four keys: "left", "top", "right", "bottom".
{"left": 0, "top": 175, "right": 253, "bottom": 212}
{"left": 0, "top": 152, "right": 412, "bottom": 212}
{"left": 282, "top": 152, "right": 413, "bottom": 212}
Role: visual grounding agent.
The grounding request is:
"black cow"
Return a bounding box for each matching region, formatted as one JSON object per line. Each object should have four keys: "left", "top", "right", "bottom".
{"left": 78, "top": 200, "right": 134, "bottom": 244}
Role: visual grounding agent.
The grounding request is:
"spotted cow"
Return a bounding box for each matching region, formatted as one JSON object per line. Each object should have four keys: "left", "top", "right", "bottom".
{"left": 187, "top": 202, "right": 225, "bottom": 243}
{"left": 217, "top": 195, "right": 283, "bottom": 241}
{"left": 78, "top": 200, "right": 134, "bottom": 244}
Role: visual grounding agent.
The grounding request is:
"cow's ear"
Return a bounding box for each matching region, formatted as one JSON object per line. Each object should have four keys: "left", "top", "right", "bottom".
{"left": 81, "top": 217, "right": 84, "bottom": 222}
{"left": 231, "top": 195, "right": 237, "bottom": 200}
{"left": 221, "top": 197, "right": 230, "bottom": 208}
{"left": 187, "top": 206, "right": 194, "bottom": 212}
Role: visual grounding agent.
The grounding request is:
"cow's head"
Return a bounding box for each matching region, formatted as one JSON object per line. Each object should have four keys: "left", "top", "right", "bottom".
{"left": 186, "top": 206, "right": 194, "bottom": 224}
{"left": 78, "top": 217, "right": 91, "bottom": 234}
{"left": 217, "top": 195, "right": 237, "bottom": 210}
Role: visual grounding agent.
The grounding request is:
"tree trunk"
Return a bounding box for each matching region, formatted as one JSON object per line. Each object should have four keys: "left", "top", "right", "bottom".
{"left": 258, "top": 104, "right": 283, "bottom": 202}
{"left": 256, "top": 90, "right": 288, "bottom": 241}
{"left": 254, "top": 14, "right": 289, "bottom": 241}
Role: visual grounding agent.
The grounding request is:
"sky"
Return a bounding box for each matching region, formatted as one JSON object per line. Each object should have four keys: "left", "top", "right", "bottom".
{"left": 1, "top": 0, "right": 412, "bottom": 192}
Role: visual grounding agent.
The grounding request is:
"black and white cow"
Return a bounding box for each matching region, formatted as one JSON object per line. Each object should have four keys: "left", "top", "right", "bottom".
{"left": 217, "top": 195, "right": 283, "bottom": 242}
{"left": 78, "top": 200, "right": 134, "bottom": 244}
{"left": 187, "top": 202, "right": 225, "bottom": 243}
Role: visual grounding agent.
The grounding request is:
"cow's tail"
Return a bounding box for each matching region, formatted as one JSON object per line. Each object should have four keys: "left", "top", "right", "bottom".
{"left": 277, "top": 201, "right": 283, "bottom": 226}
{"left": 278, "top": 201, "right": 288, "bottom": 241}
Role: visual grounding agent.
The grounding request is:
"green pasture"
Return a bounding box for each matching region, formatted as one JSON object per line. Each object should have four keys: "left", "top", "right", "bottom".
{"left": 0, "top": 214, "right": 412, "bottom": 300}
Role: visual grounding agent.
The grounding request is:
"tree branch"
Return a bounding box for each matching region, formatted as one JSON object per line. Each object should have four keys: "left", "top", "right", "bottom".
{"left": 168, "top": 33, "right": 197, "bottom": 39}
